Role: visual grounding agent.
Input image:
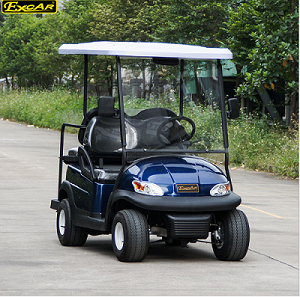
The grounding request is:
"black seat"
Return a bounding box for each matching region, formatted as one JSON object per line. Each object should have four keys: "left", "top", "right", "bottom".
{"left": 78, "top": 96, "right": 117, "bottom": 145}
{"left": 83, "top": 116, "right": 123, "bottom": 155}
{"left": 78, "top": 97, "right": 122, "bottom": 182}
{"left": 82, "top": 96, "right": 122, "bottom": 155}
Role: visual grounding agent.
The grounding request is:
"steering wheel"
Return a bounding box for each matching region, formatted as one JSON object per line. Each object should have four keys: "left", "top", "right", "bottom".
{"left": 157, "top": 116, "right": 196, "bottom": 145}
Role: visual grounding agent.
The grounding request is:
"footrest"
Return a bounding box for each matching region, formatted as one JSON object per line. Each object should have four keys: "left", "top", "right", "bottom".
{"left": 50, "top": 199, "right": 60, "bottom": 210}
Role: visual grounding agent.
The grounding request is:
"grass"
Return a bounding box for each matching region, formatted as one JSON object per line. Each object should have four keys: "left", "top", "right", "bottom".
{"left": 228, "top": 113, "right": 299, "bottom": 179}
{"left": 0, "top": 88, "right": 84, "bottom": 133}
{"left": 0, "top": 89, "right": 298, "bottom": 179}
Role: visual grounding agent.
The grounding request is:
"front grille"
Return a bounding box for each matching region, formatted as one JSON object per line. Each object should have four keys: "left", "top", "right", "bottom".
{"left": 166, "top": 214, "right": 212, "bottom": 239}
{"left": 173, "top": 221, "right": 208, "bottom": 236}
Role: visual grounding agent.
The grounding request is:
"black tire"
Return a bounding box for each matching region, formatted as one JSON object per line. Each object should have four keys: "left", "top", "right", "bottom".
{"left": 56, "top": 199, "right": 88, "bottom": 246}
{"left": 212, "top": 209, "right": 250, "bottom": 261}
{"left": 112, "top": 209, "right": 149, "bottom": 262}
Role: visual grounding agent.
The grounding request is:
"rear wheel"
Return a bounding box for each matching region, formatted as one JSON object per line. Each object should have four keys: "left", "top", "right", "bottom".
{"left": 57, "top": 199, "right": 88, "bottom": 246}
{"left": 212, "top": 209, "right": 250, "bottom": 261}
{"left": 112, "top": 209, "right": 149, "bottom": 262}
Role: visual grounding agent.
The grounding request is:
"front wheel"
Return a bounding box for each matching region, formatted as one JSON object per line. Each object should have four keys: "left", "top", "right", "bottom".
{"left": 211, "top": 209, "right": 250, "bottom": 261}
{"left": 57, "top": 199, "right": 88, "bottom": 246}
{"left": 112, "top": 209, "right": 149, "bottom": 262}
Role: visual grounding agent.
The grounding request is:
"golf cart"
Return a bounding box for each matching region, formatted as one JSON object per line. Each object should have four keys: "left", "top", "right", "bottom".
{"left": 50, "top": 41, "right": 250, "bottom": 262}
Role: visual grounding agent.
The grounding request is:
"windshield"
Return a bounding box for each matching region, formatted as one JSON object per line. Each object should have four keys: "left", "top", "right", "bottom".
{"left": 119, "top": 58, "right": 224, "bottom": 160}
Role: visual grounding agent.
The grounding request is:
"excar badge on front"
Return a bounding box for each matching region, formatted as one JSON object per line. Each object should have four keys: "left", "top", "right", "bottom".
{"left": 1, "top": 0, "right": 57, "bottom": 14}
{"left": 176, "top": 184, "right": 199, "bottom": 193}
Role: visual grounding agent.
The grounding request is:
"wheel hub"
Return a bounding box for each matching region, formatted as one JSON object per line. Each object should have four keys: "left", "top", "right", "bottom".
{"left": 212, "top": 222, "right": 224, "bottom": 249}
{"left": 58, "top": 209, "right": 66, "bottom": 236}
{"left": 114, "top": 222, "right": 124, "bottom": 251}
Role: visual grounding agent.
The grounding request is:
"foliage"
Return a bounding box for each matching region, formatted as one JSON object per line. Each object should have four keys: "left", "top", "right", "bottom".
{"left": 32, "top": 13, "right": 71, "bottom": 85}
{"left": 184, "top": 101, "right": 223, "bottom": 150}
{"left": 152, "top": 0, "right": 228, "bottom": 46}
{"left": 0, "top": 0, "right": 105, "bottom": 89}
{"left": 225, "top": 1, "right": 259, "bottom": 82}
{"left": 55, "top": 0, "right": 105, "bottom": 88}
{"left": 0, "top": 15, "right": 41, "bottom": 87}
{"left": 61, "top": 0, "right": 99, "bottom": 43}
{"left": 228, "top": 112, "right": 299, "bottom": 178}
{"left": 89, "top": 0, "right": 160, "bottom": 42}
{"left": 227, "top": 0, "right": 299, "bottom": 126}
{"left": 0, "top": 13, "right": 72, "bottom": 88}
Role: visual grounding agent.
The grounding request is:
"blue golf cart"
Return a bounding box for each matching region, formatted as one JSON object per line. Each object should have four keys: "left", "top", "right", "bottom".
{"left": 50, "top": 41, "right": 250, "bottom": 262}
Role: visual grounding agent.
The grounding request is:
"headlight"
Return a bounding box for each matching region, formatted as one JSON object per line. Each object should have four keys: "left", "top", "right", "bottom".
{"left": 132, "top": 180, "right": 164, "bottom": 196}
{"left": 210, "top": 182, "right": 230, "bottom": 196}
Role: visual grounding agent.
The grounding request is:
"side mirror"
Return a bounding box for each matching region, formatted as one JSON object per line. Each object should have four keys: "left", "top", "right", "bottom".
{"left": 227, "top": 98, "right": 240, "bottom": 119}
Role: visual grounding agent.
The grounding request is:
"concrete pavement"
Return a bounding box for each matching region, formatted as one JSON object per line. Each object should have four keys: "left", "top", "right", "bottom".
{"left": 0, "top": 118, "right": 298, "bottom": 295}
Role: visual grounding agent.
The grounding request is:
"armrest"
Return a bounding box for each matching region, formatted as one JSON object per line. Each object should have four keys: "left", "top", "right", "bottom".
{"left": 78, "top": 146, "right": 96, "bottom": 181}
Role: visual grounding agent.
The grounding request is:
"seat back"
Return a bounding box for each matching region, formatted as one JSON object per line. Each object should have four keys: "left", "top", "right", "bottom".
{"left": 129, "top": 108, "right": 176, "bottom": 120}
{"left": 82, "top": 96, "right": 122, "bottom": 155}
{"left": 83, "top": 116, "right": 122, "bottom": 154}
{"left": 78, "top": 96, "right": 116, "bottom": 145}
{"left": 97, "top": 96, "right": 115, "bottom": 117}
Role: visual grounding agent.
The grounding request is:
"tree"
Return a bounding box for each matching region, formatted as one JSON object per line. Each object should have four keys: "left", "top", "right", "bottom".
{"left": 228, "top": 0, "right": 298, "bottom": 127}
{"left": 225, "top": 1, "right": 259, "bottom": 90}
{"left": 34, "top": 13, "right": 72, "bottom": 85}
{"left": 89, "top": 0, "right": 162, "bottom": 42}
{"left": 0, "top": 15, "right": 44, "bottom": 88}
{"left": 152, "top": 0, "right": 228, "bottom": 47}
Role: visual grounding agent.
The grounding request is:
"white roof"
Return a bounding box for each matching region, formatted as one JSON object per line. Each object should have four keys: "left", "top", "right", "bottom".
{"left": 58, "top": 41, "right": 233, "bottom": 60}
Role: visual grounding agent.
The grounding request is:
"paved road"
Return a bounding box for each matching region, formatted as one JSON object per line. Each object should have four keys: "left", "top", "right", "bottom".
{"left": 0, "top": 118, "right": 298, "bottom": 295}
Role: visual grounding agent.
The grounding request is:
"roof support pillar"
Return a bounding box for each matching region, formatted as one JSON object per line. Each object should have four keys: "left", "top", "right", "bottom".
{"left": 180, "top": 59, "right": 185, "bottom": 116}
{"left": 83, "top": 54, "right": 88, "bottom": 117}
{"left": 116, "top": 56, "right": 127, "bottom": 167}
{"left": 217, "top": 59, "right": 232, "bottom": 189}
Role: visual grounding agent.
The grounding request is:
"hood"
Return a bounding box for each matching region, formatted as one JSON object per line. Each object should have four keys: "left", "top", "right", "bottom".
{"left": 120, "top": 155, "right": 228, "bottom": 196}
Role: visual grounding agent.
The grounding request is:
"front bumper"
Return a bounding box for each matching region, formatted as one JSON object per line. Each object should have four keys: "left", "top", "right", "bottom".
{"left": 112, "top": 189, "right": 241, "bottom": 212}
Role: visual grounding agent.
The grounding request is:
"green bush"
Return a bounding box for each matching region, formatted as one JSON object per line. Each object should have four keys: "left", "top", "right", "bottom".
{"left": 228, "top": 113, "right": 299, "bottom": 179}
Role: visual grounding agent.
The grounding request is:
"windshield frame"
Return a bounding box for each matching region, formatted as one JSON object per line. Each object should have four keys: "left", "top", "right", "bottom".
{"left": 116, "top": 57, "right": 229, "bottom": 153}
